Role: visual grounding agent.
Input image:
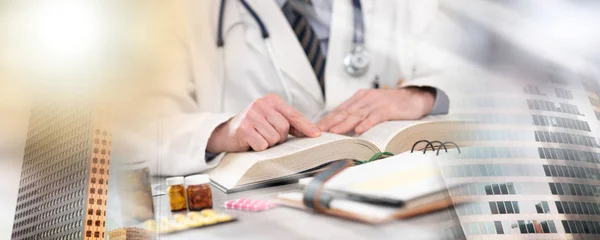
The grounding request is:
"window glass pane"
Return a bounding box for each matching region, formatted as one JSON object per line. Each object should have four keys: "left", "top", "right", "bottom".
{"left": 505, "top": 201, "right": 514, "bottom": 214}
{"left": 487, "top": 222, "right": 496, "bottom": 235}
{"left": 548, "top": 221, "right": 557, "bottom": 233}
{"left": 588, "top": 221, "right": 597, "bottom": 234}
{"left": 494, "top": 221, "right": 504, "bottom": 234}
{"left": 500, "top": 184, "right": 508, "bottom": 194}
{"left": 490, "top": 202, "right": 498, "bottom": 214}
{"left": 507, "top": 183, "right": 515, "bottom": 194}
{"left": 465, "top": 204, "right": 474, "bottom": 215}
{"left": 468, "top": 184, "right": 478, "bottom": 196}
{"left": 526, "top": 221, "right": 535, "bottom": 233}
{"left": 535, "top": 203, "right": 544, "bottom": 214}
{"left": 474, "top": 203, "right": 483, "bottom": 215}
{"left": 542, "top": 201, "right": 550, "bottom": 213}
{"left": 518, "top": 220, "right": 527, "bottom": 233}
{"left": 589, "top": 203, "right": 597, "bottom": 215}
{"left": 497, "top": 201, "right": 506, "bottom": 214}
{"left": 541, "top": 221, "right": 550, "bottom": 233}
{"left": 480, "top": 165, "right": 489, "bottom": 177}
{"left": 556, "top": 201, "right": 564, "bottom": 213}
{"left": 462, "top": 223, "right": 471, "bottom": 235}
{"left": 556, "top": 183, "right": 565, "bottom": 195}
{"left": 582, "top": 203, "right": 590, "bottom": 215}
{"left": 575, "top": 202, "right": 584, "bottom": 214}
{"left": 478, "top": 222, "right": 488, "bottom": 235}
{"left": 549, "top": 183, "right": 557, "bottom": 195}
{"left": 549, "top": 165, "right": 557, "bottom": 176}
{"left": 457, "top": 205, "right": 466, "bottom": 215}
{"left": 470, "top": 222, "right": 480, "bottom": 235}
{"left": 493, "top": 165, "right": 503, "bottom": 176}
{"left": 464, "top": 166, "right": 473, "bottom": 177}
{"left": 485, "top": 185, "right": 493, "bottom": 195}
{"left": 576, "top": 221, "right": 586, "bottom": 234}
{"left": 512, "top": 201, "right": 520, "bottom": 214}
{"left": 575, "top": 185, "right": 584, "bottom": 196}
{"left": 562, "top": 221, "right": 571, "bottom": 233}
{"left": 569, "top": 221, "right": 579, "bottom": 233}
{"left": 564, "top": 202, "right": 572, "bottom": 214}
{"left": 492, "top": 184, "right": 501, "bottom": 195}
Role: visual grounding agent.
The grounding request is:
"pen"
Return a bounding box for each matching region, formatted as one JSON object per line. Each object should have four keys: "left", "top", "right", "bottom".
{"left": 322, "top": 191, "right": 405, "bottom": 207}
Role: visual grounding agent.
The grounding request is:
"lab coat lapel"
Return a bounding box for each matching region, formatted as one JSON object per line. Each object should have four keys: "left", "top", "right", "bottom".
{"left": 396, "top": 0, "right": 439, "bottom": 82}
{"left": 325, "top": 0, "right": 381, "bottom": 110}
{"left": 244, "top": 0, "right": 324, "bottom": 104}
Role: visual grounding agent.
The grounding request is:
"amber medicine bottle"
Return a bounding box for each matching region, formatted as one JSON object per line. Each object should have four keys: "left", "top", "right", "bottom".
{"left": 166, "top": 177, "right": 187, "bottom": 212}
{"left": 185, "top": 175, "right": 213, "bottom": 211}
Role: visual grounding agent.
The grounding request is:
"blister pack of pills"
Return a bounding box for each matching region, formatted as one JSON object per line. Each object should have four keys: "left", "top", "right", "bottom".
{"left": 224, "top": 198, "right": 277, "bottom": 211}
{"left": 144, "top": 209, "right": 236, "bottom": 234}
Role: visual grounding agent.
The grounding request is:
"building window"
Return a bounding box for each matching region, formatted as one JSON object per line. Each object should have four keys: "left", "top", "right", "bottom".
{"left": 98, "top": 189, "right": 103, "bottom": 194}
{"left": 87, "top": 220, "right": 92, "bottom": 226}
{"left": 90, "top": 188, "right": 95, "bottom": 194}
{"left": 96, "top": 210, "right": 101, "bottom": 216}
{"left": 96, "top": 199, "right": 102, "bottom": 205}
{"left": 489, "top": 202, "right": 498, "bottom": 214}
{"left": 89, "top": 198, "right": 94, "bottom": 204}
{"left": 95, "top": 221, "right": 100, "bottom": 227}
{"left": 494, "top": 221, "right": 504, "bottom": 234}
{"left": 92, "top": 158, "right": 97, "bottom": 163}
{"left": 91, "top": 178, "right": 96, "bottom": 184}
{"left": 86, "top": 231, "right": 91, "bottom": 237}
{"left": 99, "top": 179, "right": 104, "bottom": 184}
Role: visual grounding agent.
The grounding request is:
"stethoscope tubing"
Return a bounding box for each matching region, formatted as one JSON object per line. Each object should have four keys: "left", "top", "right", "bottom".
{"left": 216, "top": 0, "right": 368, "bottom": 106}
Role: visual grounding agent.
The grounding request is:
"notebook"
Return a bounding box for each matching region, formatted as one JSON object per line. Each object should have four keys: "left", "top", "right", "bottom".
{"left": 277, "top": 152, "right": 464, "bottom": 223}
{"left": 209, "top": 119, "right": 463, "bottom": 193}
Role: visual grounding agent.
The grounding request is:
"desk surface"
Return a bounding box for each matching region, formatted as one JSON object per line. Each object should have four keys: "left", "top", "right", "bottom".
{"left": 150, "top": 181, "right": 465, "bottom": 240}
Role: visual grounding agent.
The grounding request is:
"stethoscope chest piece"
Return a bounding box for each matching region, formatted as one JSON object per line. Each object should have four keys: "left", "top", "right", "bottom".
{"left": 343, "top": 45, "right": 370, "bottom": 77}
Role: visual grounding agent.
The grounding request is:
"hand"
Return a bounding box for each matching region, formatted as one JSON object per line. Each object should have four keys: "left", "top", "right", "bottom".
{"left": 317, "top": 88, "right": 435, "bottom": 135}
{"left": 207, "top": 94, "right": 321, "bottom": 153}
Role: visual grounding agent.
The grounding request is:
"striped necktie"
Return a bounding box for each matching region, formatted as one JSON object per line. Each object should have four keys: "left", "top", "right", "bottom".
{"left": 281, "top": 0, "right": 326, "bottom": 96}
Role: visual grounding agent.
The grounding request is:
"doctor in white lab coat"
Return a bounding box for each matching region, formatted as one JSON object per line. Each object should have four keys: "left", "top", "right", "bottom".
{"left": 121, "top": 0, "right": 451, "bottom": 176}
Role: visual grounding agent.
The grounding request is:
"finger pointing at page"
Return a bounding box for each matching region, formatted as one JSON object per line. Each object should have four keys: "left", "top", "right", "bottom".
{"left": 269, "top": 94, "right": 321, "bottom": 138}
{"left": 207, "top": 94, "right": 321, "bottom": 153}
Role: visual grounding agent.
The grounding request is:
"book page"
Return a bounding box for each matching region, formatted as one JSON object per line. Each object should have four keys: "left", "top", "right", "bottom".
{"left": 210, "top": 133, "right": 352, "bottom": 189}
{"left": 357, "top": 121, "right": 421, "bottom": 151}
{"left": 299, "top": 152, "right": 451, "bottom": 201}
{"left": 224, "top": 132, "right": 352, "bottom": 162}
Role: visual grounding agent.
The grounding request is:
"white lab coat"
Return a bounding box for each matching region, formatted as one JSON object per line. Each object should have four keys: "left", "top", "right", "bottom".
{"left": 113, "top": 0, "right": 450, "bottom": 176}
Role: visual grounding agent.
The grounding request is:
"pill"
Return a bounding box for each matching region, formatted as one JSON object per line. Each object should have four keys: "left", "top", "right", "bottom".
{"left": 203, "top": 217, "right": 217, "bottom": 225}
{"left": 215, "top": 214, "right": 232, "bottom": 222}
{"left": 201, "top": 209, "right": 216, "bottom": 217}
{"left": 173, "top": 214, "right": 186, "bottom": 223}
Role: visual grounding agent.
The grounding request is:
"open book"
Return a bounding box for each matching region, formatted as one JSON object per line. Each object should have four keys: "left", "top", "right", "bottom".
{"left": 209, "top": 120, "right": 461, "bottom": 192}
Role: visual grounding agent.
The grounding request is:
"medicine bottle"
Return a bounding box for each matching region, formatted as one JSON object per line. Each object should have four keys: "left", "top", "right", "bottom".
{"left": 185, "top": 175, "right": 213, "bottom": 211}
{"left": 166, "top": 177, "right": 187, "bottom": 212}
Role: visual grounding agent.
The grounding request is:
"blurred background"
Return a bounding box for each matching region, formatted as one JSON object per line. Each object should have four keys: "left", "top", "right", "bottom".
{"left": 1, "top": 0, "right": 600, "bottom": 238}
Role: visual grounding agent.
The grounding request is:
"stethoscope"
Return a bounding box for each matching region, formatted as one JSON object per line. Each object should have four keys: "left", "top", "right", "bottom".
{"left": 217, "top": 0, "right": 369, "bottom": 105}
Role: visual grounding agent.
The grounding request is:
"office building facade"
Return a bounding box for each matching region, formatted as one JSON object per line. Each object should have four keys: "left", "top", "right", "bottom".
{"left": 11, "top": 96, "right": 111, "bottom": 240}
{"left": 442, "top": 74, "right": 600, "bottom": 239}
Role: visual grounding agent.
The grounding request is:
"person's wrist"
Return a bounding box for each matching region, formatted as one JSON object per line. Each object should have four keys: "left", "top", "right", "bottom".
{"left": 399, "top": 87, "right": 435, "bottom": 117}
{"left": 206, "top": 120, "right": 230, "bottom": 154}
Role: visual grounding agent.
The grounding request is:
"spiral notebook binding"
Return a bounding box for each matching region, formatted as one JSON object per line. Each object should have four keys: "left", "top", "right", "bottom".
{"left": 410, "top": 140, "right": 461, "bottom": 156}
